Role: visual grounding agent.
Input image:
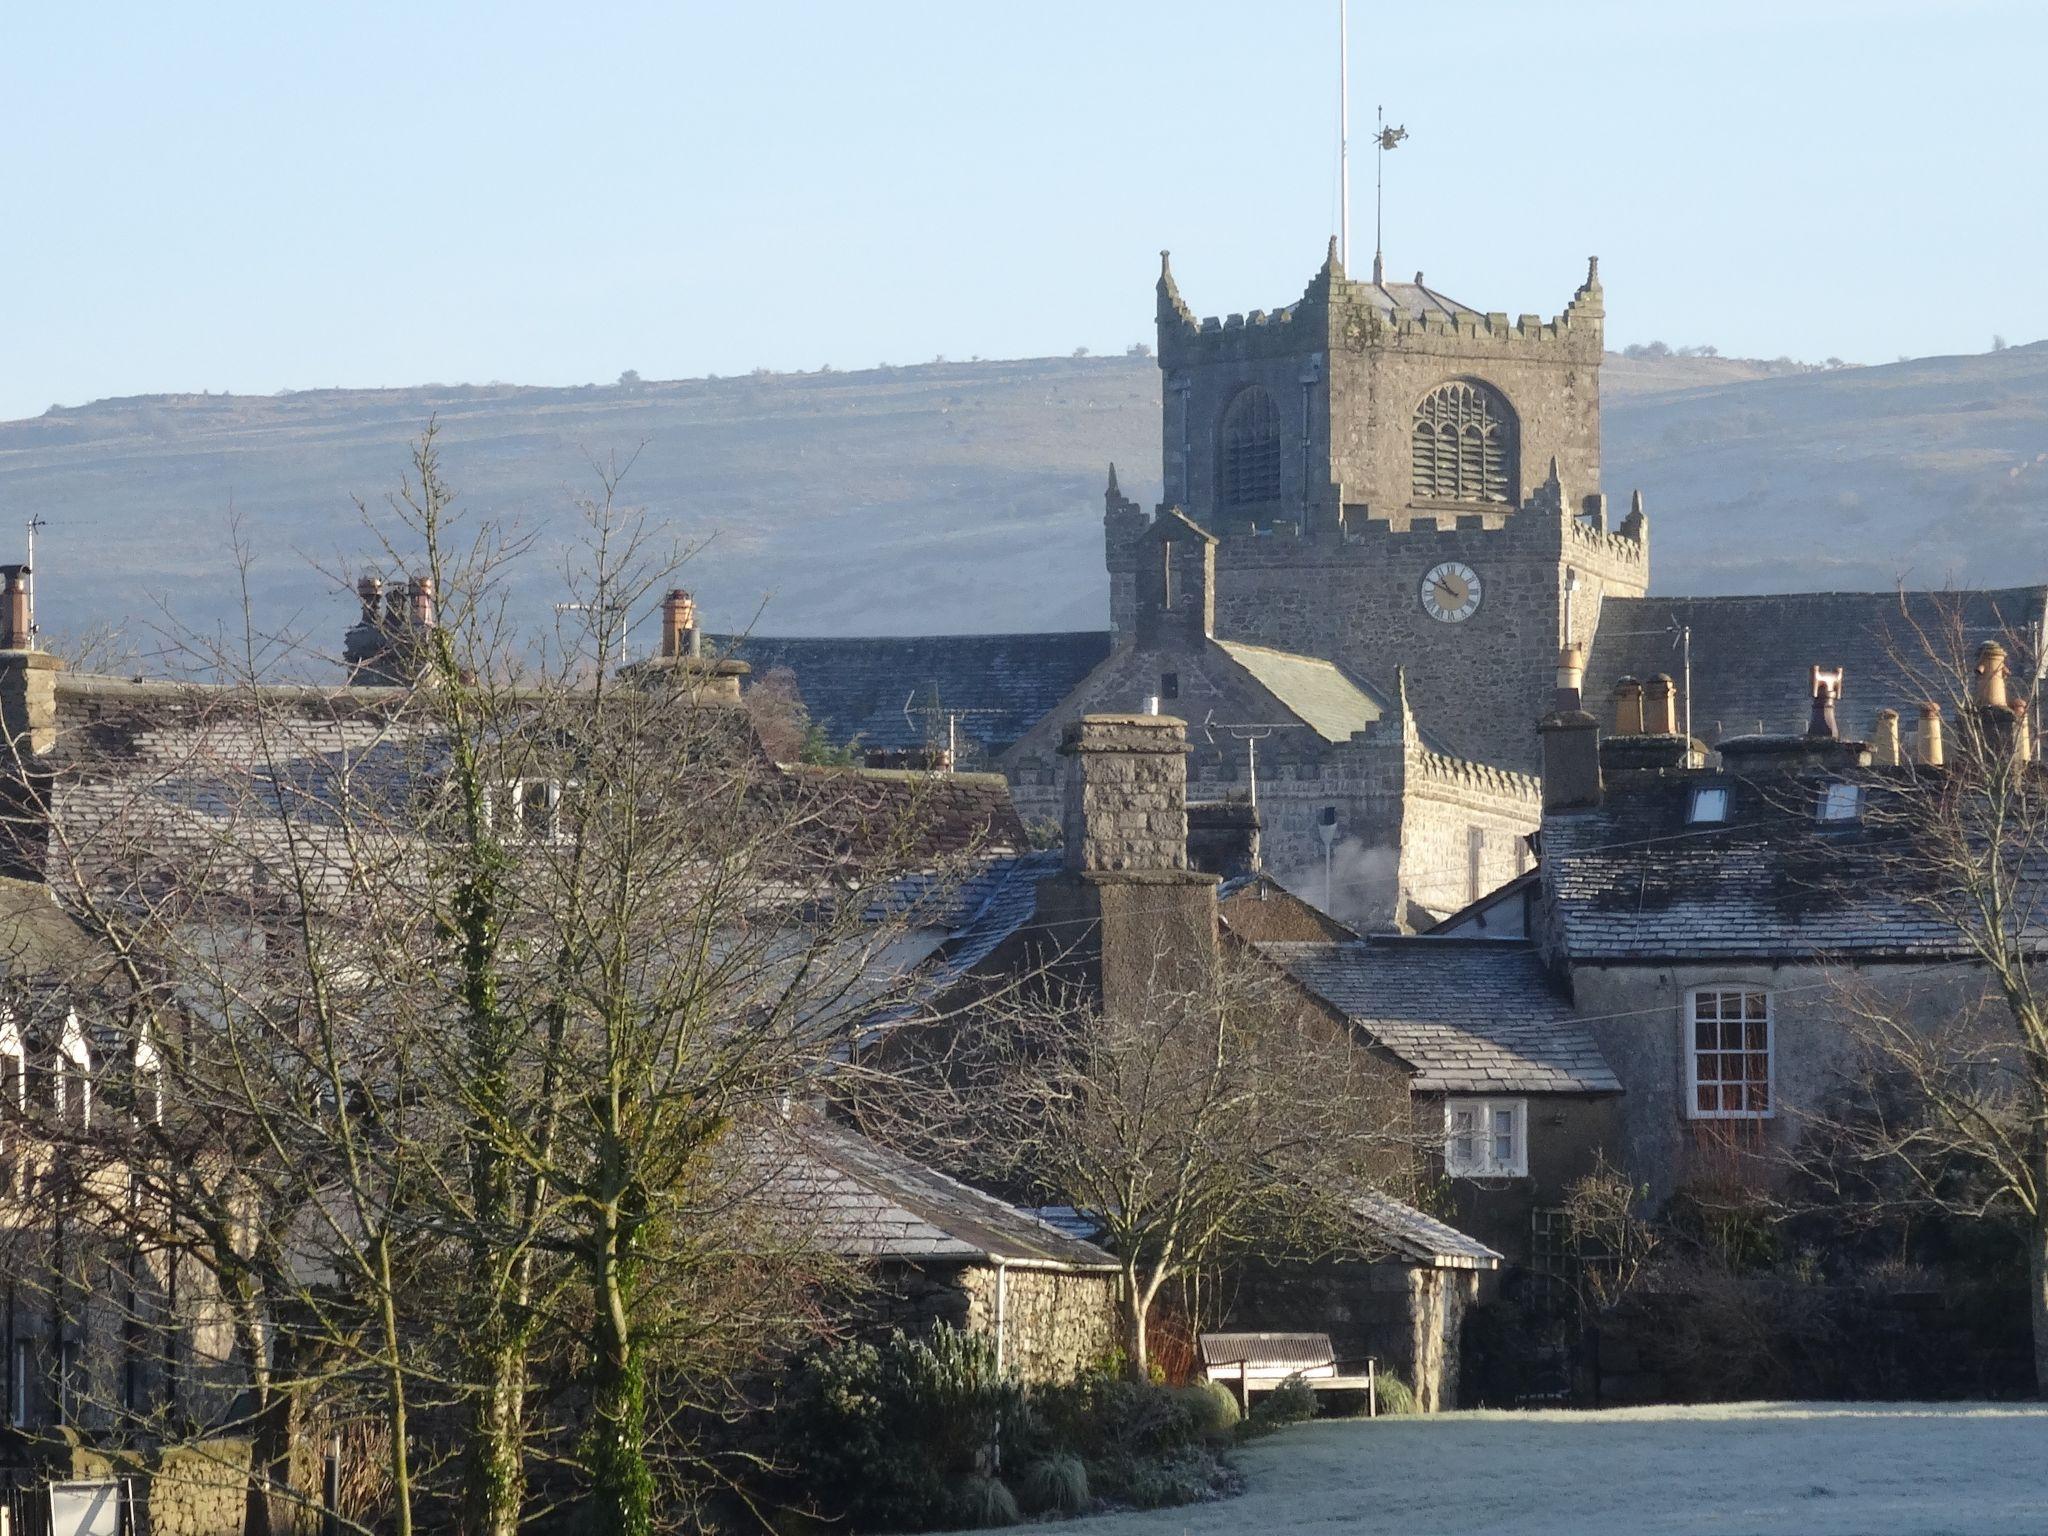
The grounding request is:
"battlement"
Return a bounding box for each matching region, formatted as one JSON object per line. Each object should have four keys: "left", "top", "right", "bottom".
{"left": 1411, "top": 746, "right": 1542, "bottom": 804}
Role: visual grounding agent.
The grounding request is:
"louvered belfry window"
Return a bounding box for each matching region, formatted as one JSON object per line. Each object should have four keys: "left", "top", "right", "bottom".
{"left": 1412, "top": 380, "right": 1516, "bottom": 504}
{"left": 1218, "top": 387, "right": 1283, "bottom": 507}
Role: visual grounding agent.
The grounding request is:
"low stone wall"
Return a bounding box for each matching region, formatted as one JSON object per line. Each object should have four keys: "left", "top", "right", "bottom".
{"left": 138, "top": 1441, "right": 253, "bottom": 1536}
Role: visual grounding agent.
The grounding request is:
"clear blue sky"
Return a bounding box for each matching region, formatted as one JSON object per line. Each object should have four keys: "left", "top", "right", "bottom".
{"left": 4, "top": 0, "right": 2041, "bottom": 422}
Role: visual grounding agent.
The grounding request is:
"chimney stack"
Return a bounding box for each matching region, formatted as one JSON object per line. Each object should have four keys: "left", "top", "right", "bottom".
{"left": 0, "top": 566, "right": 30, "bottom": 652}
{"left": 1610, "top": 676, "right": 1644, "bottom": 735}
{"left": 1966, "top": 641, "right": 2026, "bottom": 765}
{"left": 1916, "top": 701, "right": 1945, "bottom": 766}
{"left": 1061, "top": 714, "right": 1190, "bottom": 875}
{"left": 1187, "top": 799, "right": 1261, "bottom": 880}
{"left": 1542, "top": 648, "right": 1602, "bottom": 812}
{"left": 661, "top": 590, "right": 701, "bottom": 660}
{"left": 1871, "top": 708, "right": 1901, "bottom": 767}
{"left": 356, "top": 575, "right": 384, "bottom": 626}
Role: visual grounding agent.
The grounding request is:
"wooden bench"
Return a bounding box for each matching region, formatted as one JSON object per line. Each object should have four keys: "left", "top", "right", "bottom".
{"left": 1197, "top": 1331, "right": 1378, "bottom": 1416}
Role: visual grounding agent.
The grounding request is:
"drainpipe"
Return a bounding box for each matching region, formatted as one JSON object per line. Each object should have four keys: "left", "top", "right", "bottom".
{"left": 993, "top": 1260, "right": 1009, "bottom": 1376}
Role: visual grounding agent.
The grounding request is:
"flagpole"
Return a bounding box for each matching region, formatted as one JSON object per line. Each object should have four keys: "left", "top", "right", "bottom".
{"left": 1338, "top": 0, "right": 1349, "bottom": 270}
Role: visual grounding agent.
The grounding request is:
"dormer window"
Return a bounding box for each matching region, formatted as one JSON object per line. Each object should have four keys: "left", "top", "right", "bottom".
{"left": 1819, "top": 782, "right": 1863, "bottom": 823}
{"left": 1687, "top": 786, "right": 1729, "bottom": 824}
{"left": 500, "top": 779, "right": 573, "bottom": 843}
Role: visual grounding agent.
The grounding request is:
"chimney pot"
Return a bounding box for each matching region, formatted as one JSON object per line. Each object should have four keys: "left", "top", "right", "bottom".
{"left": 1643, "top": 673, "right": 1678, "bottom": 736}
{"left": 1872, "top": 708, "right": 1902, "bottom": 767}
{"left": 1974, "top": 641, "right": 2009, "bottom": 709}
{"left": 660, "top": 589, "right": 700, "bottom": 659}
{"left": 1553, "top": 645, "right": 1585, "bottom": 713}
{"left": 0, "top": 565, "right": 30, "bottom": 651}
{"left": 1807, "top": 666, "right": 1844, "bottom": 739}
{"left": 1917, "top": 701, "right": 1945, "bottom": 766}
{"left": 1610, "top": 676, "right": 1644, "bottom": 735}
{"left": 407, "top": 576, "right": 436, "bottom": 630}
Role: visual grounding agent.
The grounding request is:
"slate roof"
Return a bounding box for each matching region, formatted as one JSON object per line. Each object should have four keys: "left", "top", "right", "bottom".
{"left": 782, "top": 767, "right": 1028, "bottom": 862}
{"left": 1262, "top": 938, "right": 1620, "bottom": 1093}
{"left": 718, "top": 632, "right": 1115, "bottom": 756}
{"left": 1346, "top": 1192, "right": 1502, "bottom": 1269}
{"left": 763, "top": 1118, "right": 1119, "bottom": 1269}
{"left": 1357, "top": 279, "right": 1479, "bottom": 322}
{"left": 1213, "top": 642, "right": 1386, "bottom": 743}
{"left": 858, "top": 851, "right": 1059, "bottom": 1035}
{"left": 1540, "top": 766, "right": 1984, "bottom": 961}
{"left": 1587, "top": 589, "right": 2048, "bottom": 744}
{"left": 1026, "top": 1192, "right": 1498, "bottom": 1271}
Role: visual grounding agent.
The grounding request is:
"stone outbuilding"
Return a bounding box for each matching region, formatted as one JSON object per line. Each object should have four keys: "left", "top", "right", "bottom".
{"left": 772, "top": 1119, "right": 1121, "bottom": 1383}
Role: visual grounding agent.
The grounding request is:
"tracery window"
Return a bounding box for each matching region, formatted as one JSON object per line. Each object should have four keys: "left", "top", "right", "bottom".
{"left": 1412, "top": 380, "right": 1516, "bottom": 504}
{"left": 1218, "top": 387, "right": 1283, "bottom": 507}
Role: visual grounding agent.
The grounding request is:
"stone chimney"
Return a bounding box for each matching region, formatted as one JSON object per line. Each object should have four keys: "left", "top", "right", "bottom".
{"left": 660, "top": 590, "right": 701, "bottom": 659}
{"left": 1034, "top": 713, "right": 1219, "bottom": 1012}
{"left": 1061, "top": 715, "right": 1191, "bottom": 874}
{"left": 1540, "top": 647, "right": 1602, "bottom": 812}
{"left": 1610, "top": 677, "right": 1644, "bottom": 735}
{"left": 1718, "top": 666, "right": 1869, "bottom": 774}
{"left": 0, "top": 564, "right": 61, "bottom": 756}
{"left": 1917, "top": 701, "right": 1945, "bottom": 766}
{"left": 1871, "top": 708, "right": 1901, "bottom": 768}
{"left": 1187, "top": 798, "right": 1261, "bottom": 880}
{"left": 621, "top": 588, "right": 748, "bottom": 701}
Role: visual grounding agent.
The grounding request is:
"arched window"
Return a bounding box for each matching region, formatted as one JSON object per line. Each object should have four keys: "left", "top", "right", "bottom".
{"left": 1218, "top": 387, "right": 1283, "bottom": 507}
{"left": 1412, "top": 380, "right": 1516, "bottom": 505}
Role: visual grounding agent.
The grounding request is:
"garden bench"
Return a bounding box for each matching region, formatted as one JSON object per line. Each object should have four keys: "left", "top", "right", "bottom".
{"left": 1197, "top": 1331, "right": 1378, "bottom": 1416}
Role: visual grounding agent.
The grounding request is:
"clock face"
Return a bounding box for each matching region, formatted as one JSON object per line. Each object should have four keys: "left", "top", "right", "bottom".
{"left": 1420, "top": 561, "right": 1482, "bottom": 623}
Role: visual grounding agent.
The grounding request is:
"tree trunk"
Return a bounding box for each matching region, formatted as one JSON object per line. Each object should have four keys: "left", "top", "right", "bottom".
{"left": 457, "top": 1330, "right": 526, "bottom": 1536}
{"left": 581, "top": 1209, "right": 652, "bottom": 1536}
{"left": 1120, "top": 1272, "right": 1149, "bottom": 1383}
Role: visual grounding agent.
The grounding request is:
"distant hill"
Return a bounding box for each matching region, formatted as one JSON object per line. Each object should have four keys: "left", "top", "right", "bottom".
{"left": 2, "top": 343, "right": 2045, "bottom": 650}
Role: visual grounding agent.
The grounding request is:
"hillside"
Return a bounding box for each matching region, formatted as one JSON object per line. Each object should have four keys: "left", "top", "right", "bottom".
{"left": 1, "top": 345, "right": 2045, "bottom": 649}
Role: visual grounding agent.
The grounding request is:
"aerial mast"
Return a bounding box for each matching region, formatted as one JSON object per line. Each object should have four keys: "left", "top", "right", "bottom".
{"left": 1338, "top": 0, "right": 1350, "bottom": 270}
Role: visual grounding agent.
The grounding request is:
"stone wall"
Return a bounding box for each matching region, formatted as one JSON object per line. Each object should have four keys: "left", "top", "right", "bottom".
{"left": 861, "top": 1261, "right": 1118, "bottom": 1386}
{"left": 137, "top": 1440, "right": 256, "bottom": 1536}
{"left": 1567, "top": 961, "right": 1999, "bottom": 1208}
{"left": 960, "top": 1266, "right": 1119, "bottom": 1383}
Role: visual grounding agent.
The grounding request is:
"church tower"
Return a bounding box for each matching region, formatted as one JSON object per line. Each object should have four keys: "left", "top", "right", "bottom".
{"left": 1109, "top": 245, "right": 1648, "bottom": 775}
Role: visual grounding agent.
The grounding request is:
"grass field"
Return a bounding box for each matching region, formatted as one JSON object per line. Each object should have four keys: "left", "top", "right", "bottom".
{"left": 1029, "top": 1402, "right": 2048, "bottom": 1535}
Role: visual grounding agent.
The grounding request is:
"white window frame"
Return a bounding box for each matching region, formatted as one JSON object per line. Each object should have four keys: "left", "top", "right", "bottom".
{"left": 1685, "top": 986, "right": 1775, "bottom": 1119}
{"left": 1818, "top": 782, "right": 1863, "bottom": 822}
{"left": 1687, "top": 785, "right": 1730, "bottom": 824}
{"left": 1444, "top": 1097, "right": 1527, "bottom": 1178}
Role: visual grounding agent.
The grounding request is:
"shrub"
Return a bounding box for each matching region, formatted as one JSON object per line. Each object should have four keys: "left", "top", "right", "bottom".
{"left": 1245, "top": 1374, "right": 1317, "bottom": 1432}
{"left": 949, "top": 1474, "right": 1020, "bottom": 1528}
{"left": 1091, "top": 1445, "right": 1230, "bottom": 1509}
{"left": 1373, "top": 1373, "right": 1418, "bottom": 1416}
{"left": 1015, "top": 1454, "right": 1090, "bottom": 1517}
{"left": 778, "top": 1324, "right": 1023, "bottom": 1531}
{"left": 1025, "top": 1373, "right": 1202, "bottom": 1461}
{"left": 1177, "top": 1380, "right": 1240, "bottom": 1437}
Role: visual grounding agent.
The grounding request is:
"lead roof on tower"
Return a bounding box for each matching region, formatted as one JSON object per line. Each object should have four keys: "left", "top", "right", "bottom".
{"left": 1350, "top": 276, "right": 1479, "bottom": 322}
{"left": 1213, "top": 641, "right": 1387, "bottom": 743}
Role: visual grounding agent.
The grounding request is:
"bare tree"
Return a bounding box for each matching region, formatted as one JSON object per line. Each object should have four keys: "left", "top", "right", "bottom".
{"left": 855, "top": 948, "right": 1415, "bottom": 1378}
{"left": 4, "top": 430, "right": 993, "bottom": 1532}
{"left": 1796, "top": 609, "right": 2048, "bottom": 1392}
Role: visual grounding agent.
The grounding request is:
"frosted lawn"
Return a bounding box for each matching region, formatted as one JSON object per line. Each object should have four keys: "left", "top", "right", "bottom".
{"left": 1021, "top": 1402, "right": 2048, "bottom": 1536}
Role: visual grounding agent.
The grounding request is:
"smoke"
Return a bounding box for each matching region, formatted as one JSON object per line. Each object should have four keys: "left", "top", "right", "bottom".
{"left": 1270, "top": 836, "right": 1399, "bottom": 932}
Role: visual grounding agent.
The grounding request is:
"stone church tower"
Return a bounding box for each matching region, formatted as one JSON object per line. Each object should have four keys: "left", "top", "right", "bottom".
{"left": 1107, "top": 243, "right": 1648, "bottom": 774}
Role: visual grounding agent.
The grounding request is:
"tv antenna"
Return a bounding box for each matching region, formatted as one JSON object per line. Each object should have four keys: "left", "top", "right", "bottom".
{"left": 902, "top": 692, "right": 1000, "bottom": 769}
{"left": 24, "top": 515, "right": 44, "bottom": 646}
{"left": 1201, "top": 710, "right": 1311, "bottom": 811}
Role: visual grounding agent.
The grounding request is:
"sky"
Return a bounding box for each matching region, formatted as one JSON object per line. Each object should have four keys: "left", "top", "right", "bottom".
{"left": 4, "top": 0, "right": 2044, "bottom": 423}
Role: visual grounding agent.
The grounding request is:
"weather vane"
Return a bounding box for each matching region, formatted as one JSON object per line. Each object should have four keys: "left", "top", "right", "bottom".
{"left": 1374, "top": 107, "right": 1407, "bottom": 287}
